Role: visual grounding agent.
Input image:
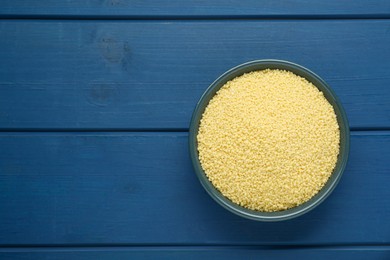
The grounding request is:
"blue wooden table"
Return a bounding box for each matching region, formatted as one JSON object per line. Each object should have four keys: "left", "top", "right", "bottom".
{"left": 1, "top": 1, "right": 390, "bottom": 259}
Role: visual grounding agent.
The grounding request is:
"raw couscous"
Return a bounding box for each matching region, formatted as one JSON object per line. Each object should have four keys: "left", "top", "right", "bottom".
{"left": 197, "top": 69, "right": 340, "bottom": 212}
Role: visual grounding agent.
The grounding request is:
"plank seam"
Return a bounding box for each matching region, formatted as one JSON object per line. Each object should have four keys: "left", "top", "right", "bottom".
{"left": 0, "top": 128, "right": 389, "bottom": 133}
{"left": 0, "top": 244, "right": 390, "bottom": 250}
{"left": 1, "top": 15, "right": 390, "bottom": 21}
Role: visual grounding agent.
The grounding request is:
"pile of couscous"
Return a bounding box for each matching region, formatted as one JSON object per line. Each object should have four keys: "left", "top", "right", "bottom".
{"left": 197, "top": 69, "right": 340, "bottom": 212}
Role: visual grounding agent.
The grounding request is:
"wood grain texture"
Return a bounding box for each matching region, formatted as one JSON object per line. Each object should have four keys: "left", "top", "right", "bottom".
{"left": 1, "top": 20, "right": 390, "bottom": 130}
{"left": 0, "top": 132, "right": 389, "bottom": 245}
{"left": 0, "top": 247, "right": 389, "bottom": 260}
{"left": 0, "top": 0, "right": 389, "bottom": 17}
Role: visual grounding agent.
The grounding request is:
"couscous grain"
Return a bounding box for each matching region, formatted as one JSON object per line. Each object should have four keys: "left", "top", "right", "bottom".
{"left": 197, "top": 69, "right": 340, "bottom": 212}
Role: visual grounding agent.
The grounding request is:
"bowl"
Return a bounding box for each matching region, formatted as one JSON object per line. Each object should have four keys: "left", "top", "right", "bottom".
{"left": 189, "top": 59, "right": 350, "bottom": 221}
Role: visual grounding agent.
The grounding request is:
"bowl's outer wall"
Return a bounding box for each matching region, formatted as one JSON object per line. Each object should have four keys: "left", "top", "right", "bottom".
{"left": 189, "top": 60, "right": 350, "bottom": 221}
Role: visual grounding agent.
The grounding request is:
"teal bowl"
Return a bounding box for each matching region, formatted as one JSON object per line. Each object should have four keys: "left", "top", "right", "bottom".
{"left": 189, "top": 60, "right": 350, "bottom": 221}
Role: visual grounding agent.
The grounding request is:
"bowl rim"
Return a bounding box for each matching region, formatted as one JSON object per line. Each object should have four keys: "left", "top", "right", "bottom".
{"left": 189, "top": 59, "right": 350, "bottom": 221}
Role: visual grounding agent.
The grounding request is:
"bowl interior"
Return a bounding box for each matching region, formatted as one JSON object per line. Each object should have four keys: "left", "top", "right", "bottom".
{"left": 189, "top": 60, "right": 350, "bottom": 221}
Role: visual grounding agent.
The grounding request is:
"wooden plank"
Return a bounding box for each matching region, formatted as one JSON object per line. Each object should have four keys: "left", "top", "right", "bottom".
{"left": 0, "top": 0, "right": 389, "bottom": 17}
{"left": 0, "top": 132, "right": 389, "bottom": 245}
{"left": 0, "top": 247, "right": 389, "bottom": 260}
{"left": 1, "top": 20, "right": 390, "bottom": 130}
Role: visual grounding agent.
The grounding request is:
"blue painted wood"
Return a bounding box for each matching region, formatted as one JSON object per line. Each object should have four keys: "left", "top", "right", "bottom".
{"left": 0, "top": 0, "right": 389, "bottom": 17}
{"left": 0, "top": 132, "right": 389, "bottom": 245}
{"left": 0, "top": 247, "right": 389, "bottom": 260}
{"left": 1, "top": 21, "right": 390, "bottom": 130}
